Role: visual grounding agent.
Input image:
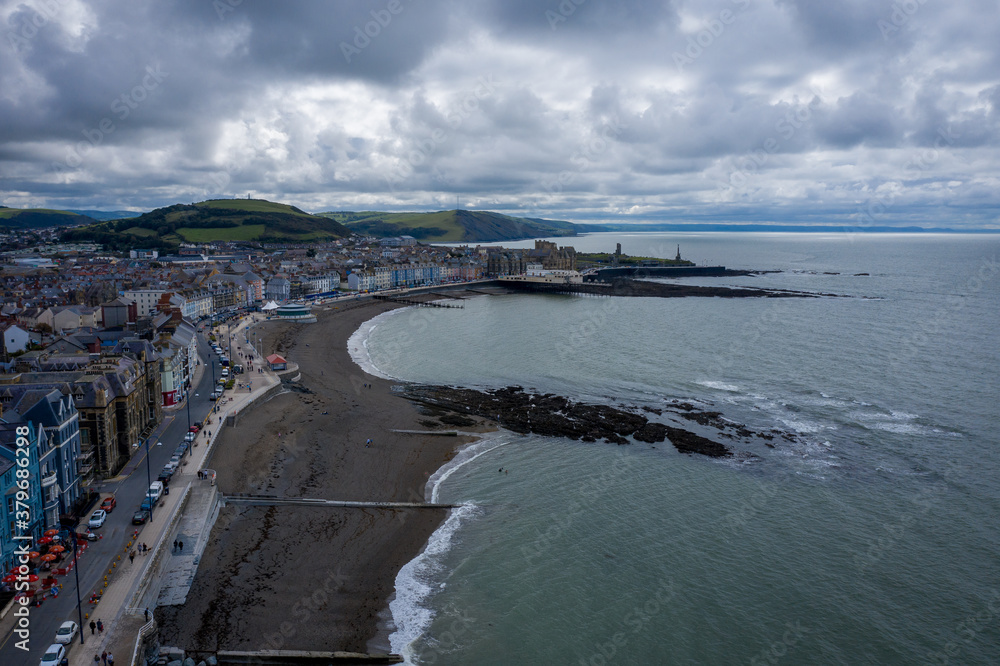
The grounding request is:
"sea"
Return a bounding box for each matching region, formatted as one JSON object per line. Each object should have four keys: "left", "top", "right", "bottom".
{"left": 348, "top": 232, "right": 1000, "bottom": 665}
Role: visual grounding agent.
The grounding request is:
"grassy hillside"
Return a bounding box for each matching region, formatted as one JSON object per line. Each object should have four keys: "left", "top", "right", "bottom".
{"left": 320, "top": 209, "right": 580, "bottom": 242}
{"left": 61, "top": 199, "right": 351, "bottom": 251}
{"left": 68, "top": 209, "right": 140, "bottom": 222}
{"left": 0, "top": 206, "right": 96, "bottom": 229}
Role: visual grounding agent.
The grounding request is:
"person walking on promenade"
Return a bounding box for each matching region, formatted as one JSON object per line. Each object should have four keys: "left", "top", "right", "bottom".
{"left": 179, "top": 540, "right": 184, "bottom": 552}
{"left": 97, "top": 619, "right": 104, "bottom": 634}
{"left": 144, "top": 607, "right": 150, "bottom": 622}
{"left": 107, "top": 652, "right": 114, "bottom": 666}
{"left": 129, "top": 550, "right": 135, "bottom": 564}
{"left": 93, "top": 655, "right": 99, "bottom": 666}
{"left": 90, "top": 620, "right": 96, "bottom": 635}
{"left": 101, "top": 651, "right": 107, "bottom": 666}
{"left": 173, "top": 540, "right": 177, "bottom": 551}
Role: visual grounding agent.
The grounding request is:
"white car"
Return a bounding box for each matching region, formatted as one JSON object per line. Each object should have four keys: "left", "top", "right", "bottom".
{"left": 39, "top": 643, "right": 65, "bottom": 666}
{"left": 184, "top": 432, "right": 196, "bottom": 442}
{"left": 54, "top": 620, "right": 78, "bottom": 645}
{"left": 88, "top": 509, "right": 107, "bottom": 528}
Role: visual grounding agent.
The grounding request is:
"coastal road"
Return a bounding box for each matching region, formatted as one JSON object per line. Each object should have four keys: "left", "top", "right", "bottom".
{"left": 0, "top": 330, "right": 220, "bottom": 666}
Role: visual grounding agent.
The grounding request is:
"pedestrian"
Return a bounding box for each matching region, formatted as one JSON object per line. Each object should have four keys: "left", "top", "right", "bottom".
{"left": 101, "top": 651, "right": 107, "bottom": 666}
{"left": 179, "top": 541, "right": 183, "bottom": 551}
{"left": 97, "top": 619, "right": 103, "bottom": 634}
{"left": 129, "top": 550, "right": 135, "bottom": 564}
{"left": 173, "top": 539, "right": 178, "bottom": 551}
{"left": 144, "top": 607, "right": 150, "bottom": 622}
{"left": 90, "top": 620, "right": 96, "bottom": 635}
{"left": 107, "top": 653, "right": 114, "bottom": 666}
{"left": 93, "top": 654, "right": 100, "bottom": 666}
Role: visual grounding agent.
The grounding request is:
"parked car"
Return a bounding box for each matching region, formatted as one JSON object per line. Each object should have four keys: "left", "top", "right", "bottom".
{"left": 210, "top": 391, "right": 221, "bottom": 401}
{"left": 184, "top": 431, "right": 196, "bottom": 443}
{"left": 39, "top": 643, "right": 65, "bottom": 666}
{"left": 54, "top": 620, "right": 78, "bottom": 645}
{"left": 87, "top": 509, "right": 106, "bottom": 529}
{"left": 174, "top": 444, "right": 188, "bottom": 457}
{"left": 157, "top": 468, "right": 173, "bottom": 483}
{"left": 140, "top": 497, "right": 155, "bottom": 512}
{"left": 132, "top": 509, "right": 150, "bottom": 525}
{"left": 188, "top": 425, "right": 200, "bottom": 433}
{"left": 194, "top": 421, "right": 204, "bottom": 429}
{"left": 100, "top": 495, "right": 116, "bottom": 512}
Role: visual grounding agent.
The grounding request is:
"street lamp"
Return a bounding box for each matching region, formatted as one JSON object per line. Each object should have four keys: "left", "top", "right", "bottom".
{"left": 59, "top": 526, "right": 85, "bottom": 646}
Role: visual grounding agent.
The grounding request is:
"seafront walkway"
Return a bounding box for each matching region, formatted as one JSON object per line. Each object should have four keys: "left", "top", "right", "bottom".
{"left": 66, "top": 313, "right": 284, "bottom": 666}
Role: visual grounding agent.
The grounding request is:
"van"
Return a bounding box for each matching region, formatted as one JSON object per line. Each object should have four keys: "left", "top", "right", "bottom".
{"left": 147, "top": 481, "right": 164, "bottom": 502}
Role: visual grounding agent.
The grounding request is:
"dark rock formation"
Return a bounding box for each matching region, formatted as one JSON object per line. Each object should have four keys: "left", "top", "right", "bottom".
{"left": 403, "top": 385, "right": 733, "bottom": 458}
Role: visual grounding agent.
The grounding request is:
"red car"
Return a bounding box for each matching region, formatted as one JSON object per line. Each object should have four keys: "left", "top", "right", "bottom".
{"left": 100, "top": 496, "right": 116, "bottom": 513}
{"left": 189, "top": 425, "right": 200, "bottom": 433}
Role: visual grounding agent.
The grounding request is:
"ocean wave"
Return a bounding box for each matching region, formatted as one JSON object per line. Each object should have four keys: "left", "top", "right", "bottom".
{"left": 427, "top": 432, "right": 512, "bottom": 504}
{"left": 389, "top": 502, "right": 482, "bottom": 663}
{"left": 390, "top": 432, "right": 511, "bottom": 662}
{"left": 347, "top": 307, "right": 412, "bottom": 380}
{"left": 696, "top": 380, "right": 742, "bottom": 392}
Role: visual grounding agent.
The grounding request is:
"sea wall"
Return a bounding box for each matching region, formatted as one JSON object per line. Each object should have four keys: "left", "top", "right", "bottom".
{"left": 589, "top": 265, "right": 729, "bottom": 279}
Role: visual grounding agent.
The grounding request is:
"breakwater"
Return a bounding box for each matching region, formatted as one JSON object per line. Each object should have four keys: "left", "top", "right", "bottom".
{"left": 589, "top": 265, "right": 732, "bottom": 279}
{"left": 503, "top": 277, "right": 829, "bottom": 299}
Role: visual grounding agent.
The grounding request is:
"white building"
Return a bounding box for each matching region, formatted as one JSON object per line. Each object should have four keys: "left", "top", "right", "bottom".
{"left": 347, "top": 271, "right": 376, "bottom": 291}
{"left": 121, "top": 289, "right": 167, "bottom": 317}
{"left": 3, "top": 324, "right": 31, "bottom": 354}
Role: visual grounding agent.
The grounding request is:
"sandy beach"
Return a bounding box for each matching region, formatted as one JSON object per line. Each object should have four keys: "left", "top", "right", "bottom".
{"left": 156, "top": 298, "right": 489, "bottom": 655}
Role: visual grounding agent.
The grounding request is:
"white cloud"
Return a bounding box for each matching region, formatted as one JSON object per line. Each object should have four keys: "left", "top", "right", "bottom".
{"left": 0, "top": 0, "right": 998, "bottom": 228}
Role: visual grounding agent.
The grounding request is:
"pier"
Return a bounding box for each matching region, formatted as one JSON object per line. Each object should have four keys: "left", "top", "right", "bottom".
{"left": 371, "top": 293, "right": 463, "bottom": 308}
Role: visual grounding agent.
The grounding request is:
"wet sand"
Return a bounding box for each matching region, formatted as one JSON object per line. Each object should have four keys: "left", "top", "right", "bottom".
{"left": 156, "top": 298, "right": 488, "bottom": 654}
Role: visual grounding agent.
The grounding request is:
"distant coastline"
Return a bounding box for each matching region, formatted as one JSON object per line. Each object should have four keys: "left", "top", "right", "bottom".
{"left": 571, "top": 223, "right": 1000, "bottom": 234}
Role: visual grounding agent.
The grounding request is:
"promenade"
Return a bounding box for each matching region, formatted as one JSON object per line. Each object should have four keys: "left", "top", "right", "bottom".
{"left": 62, "top": 313, "right": 282, "bottom": 666}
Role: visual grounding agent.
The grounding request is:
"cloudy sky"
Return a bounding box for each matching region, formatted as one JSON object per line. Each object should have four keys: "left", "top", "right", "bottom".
{"left": 1, "top": 0, "right": 999, "bottom": 228}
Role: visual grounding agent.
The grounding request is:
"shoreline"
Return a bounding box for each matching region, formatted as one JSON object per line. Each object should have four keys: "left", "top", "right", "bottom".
{"left": 156, "top": 296, "right": 493, "bottom": 656}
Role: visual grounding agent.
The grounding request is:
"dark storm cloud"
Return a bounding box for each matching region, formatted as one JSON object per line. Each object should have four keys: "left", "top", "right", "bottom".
{"left": 1, "top": 0, "right": 999, "bottom": 227}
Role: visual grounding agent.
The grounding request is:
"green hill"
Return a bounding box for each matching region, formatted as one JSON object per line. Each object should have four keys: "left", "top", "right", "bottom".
{"left": 68, "top": 209, "right": 141, "bottom": 222}
{"left": 62, "top": 199, "right": 352, "bottom": 251}
{"left": 0, "top": 206, "right": 96, "bottom": 229}
{"left": 319, "top": 209, "right": 580, "bottom": 242}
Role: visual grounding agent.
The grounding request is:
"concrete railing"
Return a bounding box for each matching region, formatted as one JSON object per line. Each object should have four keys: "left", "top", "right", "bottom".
{"left": 128, "top": 483, "right": 193, "bottom": 610}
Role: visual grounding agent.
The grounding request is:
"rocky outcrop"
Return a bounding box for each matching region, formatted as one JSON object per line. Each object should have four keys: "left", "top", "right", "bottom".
{"left": 404, "top": 385, "right": 734, "bottom": 458}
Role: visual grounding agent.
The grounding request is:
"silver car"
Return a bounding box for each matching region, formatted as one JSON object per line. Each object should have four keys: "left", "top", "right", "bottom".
{"left": 54, "top": 620, "right": 78, "bottom": 645}
{"left": 39, "top": 643, "right": 65, "bottom": 666}
{"left": 87, "top": 509, "right": 106, "bottom": 528}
